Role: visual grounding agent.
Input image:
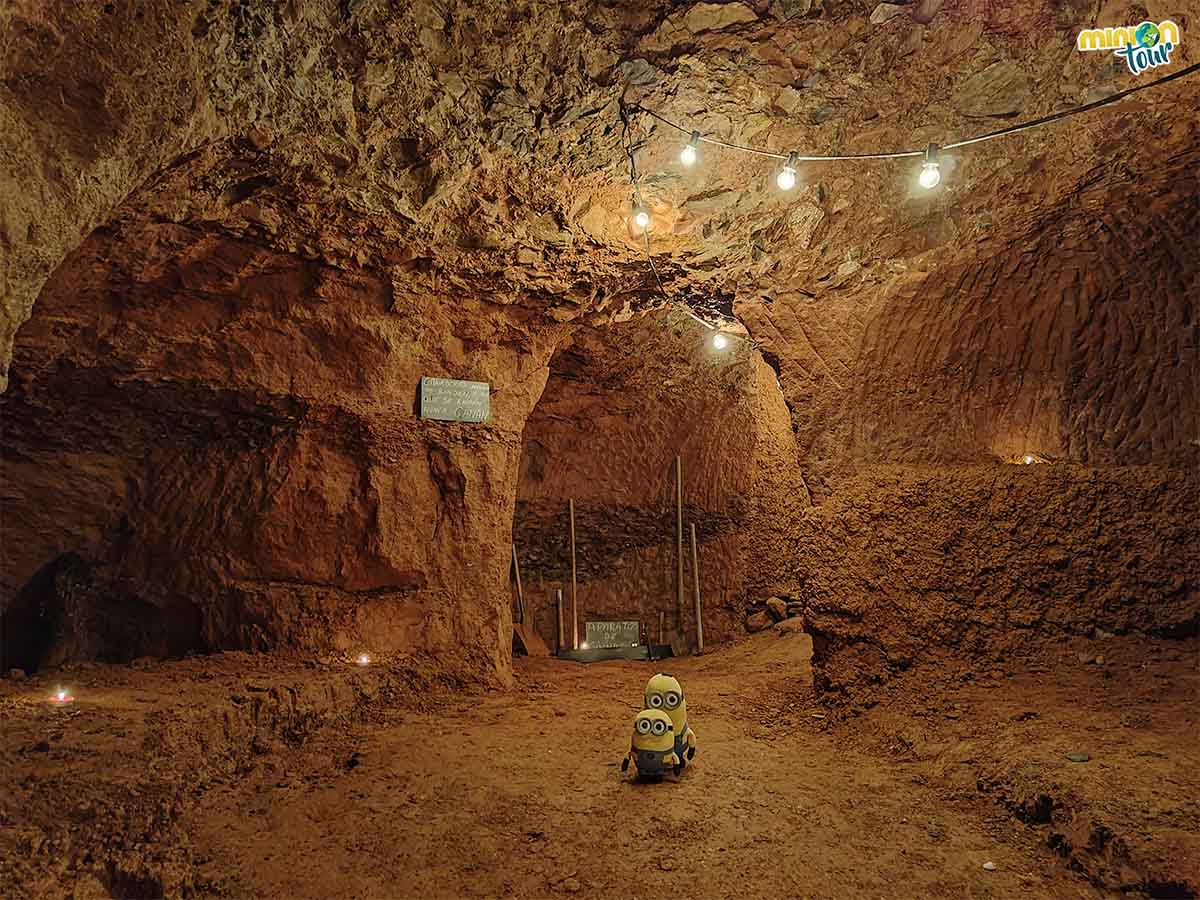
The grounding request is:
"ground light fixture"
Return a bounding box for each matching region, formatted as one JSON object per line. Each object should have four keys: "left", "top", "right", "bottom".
{"left": 356, "top": 652, "right": 371, "bottom": 666}
{"left": 712, "top": 332, "right": 729, "bottom": 350}
{"left": 632, "top": 203, "right": 651, "bottom": 230}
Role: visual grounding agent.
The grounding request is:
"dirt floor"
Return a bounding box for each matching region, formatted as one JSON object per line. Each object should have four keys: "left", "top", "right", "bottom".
{"left": 1, "top": 631, "right": 1197, "bottom": 899}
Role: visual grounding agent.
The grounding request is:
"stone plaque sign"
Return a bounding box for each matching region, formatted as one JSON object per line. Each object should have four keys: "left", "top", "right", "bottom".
{"left": 585, "top": 620, "right": 641, "bottom": 649}
{"left": 419, "top": 377, "right": 490, "bottom": 423}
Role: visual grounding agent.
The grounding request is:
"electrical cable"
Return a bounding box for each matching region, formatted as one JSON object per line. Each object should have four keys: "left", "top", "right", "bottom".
{"left": 634, "top": 61, "right": 1199, "bottom": 160}
{"left": 624, "top": 61, "right": 1199, "bottom": 329}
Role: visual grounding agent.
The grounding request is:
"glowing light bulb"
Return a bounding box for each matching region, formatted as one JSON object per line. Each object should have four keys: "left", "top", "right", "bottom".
{"left": 580, "top": 642, "right": 589, "bottom": 650}
{"left": 776, "top": 152, "right": 799, "bottom": 191}
{"left": 712, "top": 332, "right": 728, "bottom": 350}
{"left": 356, "top": 653, "right": 371, "bottom": 666}
{"left": 680, "top": 130, "right": 700, "bottom": 167}
{"left": 57, "top": 689, "right": 66, "bottom": 702}
{"left": 919, "top": 143, "right": 941, "bottom": 190}
{"left": 632, "top": 203, "right": 651, "bottom": 230}
{"left": 1023, "top": 455, "right": 1034, "bottom": 465}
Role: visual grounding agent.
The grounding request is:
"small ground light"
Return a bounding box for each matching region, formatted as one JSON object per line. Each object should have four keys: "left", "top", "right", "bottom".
{"left": 712, "top": 332, "right": 729, "bottom": 350}
{"left": 48, "top": 688, "right": 74, "bottom": 705}
{"left": 1023, "top": 455, "right": 1035, "bottom": 465}
{"left": 580, "top": 642, "right": 589, "bottom": 650}
{"left": 632, "top": 205, "right": 651, "bottom": 229}
{"left": 356, "top": 653, "right": 371, "bottom": 666}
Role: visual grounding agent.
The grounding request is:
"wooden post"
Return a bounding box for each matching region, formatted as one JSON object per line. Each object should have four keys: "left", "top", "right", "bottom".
{"left": 511, "top": 543, "right": 525, "bottom": 623}
{"left": 556, "top": 589, "right": 564, "bottom": 654}
{"left": 658, "top": 611, "right": 665, "bottom": 646}
{"left": 569, "top": 498, "right": 579, "bottom": 650}
{"left": 675, "top": 455, "right": 685, "bottom": 629}
{"left": 690, "top": 523, "right": 704, "bottom": 654}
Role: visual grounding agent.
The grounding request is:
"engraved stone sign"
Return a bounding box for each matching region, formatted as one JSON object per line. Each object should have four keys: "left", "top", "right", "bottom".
{"left": 419, "top": 377, "right": 490, "bottom": 423}
{"left": 585, "top": 620, "right": 641, "bottom": 649}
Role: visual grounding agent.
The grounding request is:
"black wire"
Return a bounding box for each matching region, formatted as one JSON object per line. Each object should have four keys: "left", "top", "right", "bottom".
{"left": 619, "top": 98, "right": 642, "bottom": 194}
{"left": 624, "top": 59, "right": 1200, "bottom": 330}
{"left": 633, "top": 61, "right": 1200, "bottom": 159}
{"left": 946, "top": 60, "right": 1200, "bottom": 149}
{"left": 642, "top": 232, "right": 668, "bottom": 295}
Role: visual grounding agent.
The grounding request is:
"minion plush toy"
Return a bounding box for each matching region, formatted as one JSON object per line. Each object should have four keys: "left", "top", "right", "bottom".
{"left": 621, "top": 709, "right": 681, "bottom": 780}
{"left": 644, "top": 673, "right": 697, "bottom": 767}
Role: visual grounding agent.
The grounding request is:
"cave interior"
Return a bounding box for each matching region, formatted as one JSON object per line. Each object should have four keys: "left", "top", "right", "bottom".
{"left": 1, "top": 1, "right": 1197, "bottom": 897}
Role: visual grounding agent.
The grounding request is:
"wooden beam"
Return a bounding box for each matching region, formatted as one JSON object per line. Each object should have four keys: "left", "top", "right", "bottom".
{"left": 511, "top": 542, "right": 525, "bottom": 623}
{"left": 690, "top": 523, "right": 704, "bottom": 654}
{"left": 556, "top": 589, "right": 564, "bottom": 654}
{"left": 675, "top": 455, "right": 685, "bottom": 629}
{"left": 569, "top": 498, "right": 579, "bottom": 650}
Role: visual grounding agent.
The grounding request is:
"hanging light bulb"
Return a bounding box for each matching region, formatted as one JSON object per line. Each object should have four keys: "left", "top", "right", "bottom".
{"left": 632, "top": 201, "right": 651, "bottom": 230}
{"left": 680, "top": 130, "right": 700, "bottom": 167}
{"left": 712, "top": 332, "right": 728, "bottom": 350}
{"left": 776, "top": 152, "right": 799, "bottom": 191}
{"left": 919, "top": 143, "right": 941, "bottom": 190}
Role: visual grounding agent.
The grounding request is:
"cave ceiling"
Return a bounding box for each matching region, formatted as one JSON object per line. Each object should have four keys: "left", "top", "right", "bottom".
{"left": 2, "top": 0, "right": 1198, "bottom": 377}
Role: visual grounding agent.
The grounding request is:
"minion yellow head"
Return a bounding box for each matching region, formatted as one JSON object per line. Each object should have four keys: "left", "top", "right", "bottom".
{"left": 631, "top": 708, "right": 675, "bottom": 752}
{"left": 644, "top": 672, "right": 687, "bottom": 732}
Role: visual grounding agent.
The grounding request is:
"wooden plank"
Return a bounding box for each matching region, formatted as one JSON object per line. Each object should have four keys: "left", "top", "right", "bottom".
{"left": 569, "top": 498, "right": 578, "bottom": 650}
{"left": 509, "top": 543, "right": 548, "bottom": 657}
{"left": 675, "top": 456, "right": 685, "bottom": 628}
{"left": 511, "top": 542, "right": 525, "bottom": 623}
{"left": 556, "top": 589, "right": 564, "bottom": 653}
{"left": 690, "top": 523, "right": 704, "bottom": 654}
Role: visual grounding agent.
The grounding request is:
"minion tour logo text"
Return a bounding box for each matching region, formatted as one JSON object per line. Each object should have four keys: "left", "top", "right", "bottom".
{"left": 1077, "top": 20, "right": 1181, "bottom": 75}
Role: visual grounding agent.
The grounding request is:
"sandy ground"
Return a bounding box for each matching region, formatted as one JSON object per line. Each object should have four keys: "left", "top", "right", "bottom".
{"left": 1, "top": 631, "right": 1197, "bottom": 899}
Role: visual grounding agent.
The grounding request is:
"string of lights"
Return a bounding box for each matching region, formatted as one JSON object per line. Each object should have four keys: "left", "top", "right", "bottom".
{"left": 634, "top": 61, "right": 1199, "bottom": 187}
{"left": 623, "top": 60, "right": 1199, "bottom": 345}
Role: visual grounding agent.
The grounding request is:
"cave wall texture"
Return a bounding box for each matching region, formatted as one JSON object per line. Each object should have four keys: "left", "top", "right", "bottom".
{"left": 1, "top": 221, "right": 563, "bottom": 679}
{"left": 1, "top": 0, "right": 1197, "bottom": 685}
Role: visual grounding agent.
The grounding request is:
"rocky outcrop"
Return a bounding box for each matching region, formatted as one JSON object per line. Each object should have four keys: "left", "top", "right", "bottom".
{"left": 795, "top": 465, "right": 1199, "bottom": 699}
{"left": 1, "top": 222, "right": 565, "bottom": 681}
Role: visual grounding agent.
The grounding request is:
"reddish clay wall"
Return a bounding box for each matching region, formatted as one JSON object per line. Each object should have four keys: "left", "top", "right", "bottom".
{"left": 1, "top": 224, "right": 564, "bottom": 683}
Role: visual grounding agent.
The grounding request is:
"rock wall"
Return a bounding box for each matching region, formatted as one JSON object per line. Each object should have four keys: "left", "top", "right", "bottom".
{"left": 514, "top": 309, "right": 809, "bottom": 650}
{"left": 1, "top": 222, "right": 565, "bottom": 682}
{"left": 792, "top": 464, "right": 1199, "bottom": 698}
{"left": 739, "top": 151, "right": 1200, "bottom": 693}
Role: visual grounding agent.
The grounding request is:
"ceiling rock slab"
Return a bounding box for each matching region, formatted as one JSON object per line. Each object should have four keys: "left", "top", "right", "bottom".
{"left": 4, "top": 1, "right": 1199, "bottom": 390}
